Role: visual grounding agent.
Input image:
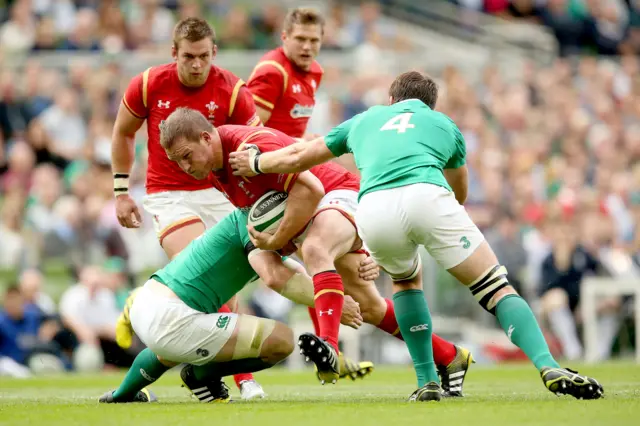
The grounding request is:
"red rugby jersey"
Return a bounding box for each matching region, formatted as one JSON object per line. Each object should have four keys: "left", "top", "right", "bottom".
{"left": 246, "top": 47, "right": 322, "bottom": 138}
{"left": 122, "top": 63, "right": 260, "bottom": 194}
{"left": 210, "top": 125, "right": 359, "bottom": 209}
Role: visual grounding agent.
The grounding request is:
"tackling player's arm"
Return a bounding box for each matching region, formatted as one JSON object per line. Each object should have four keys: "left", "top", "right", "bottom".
{"left": 443, "top": 124, "right": 468, "bottom": 205}
{"left": 112, "top": 72, "right": 147, "bottom": 227}
{"left": 230, "top": 116, "right": 356, "bottom": 176}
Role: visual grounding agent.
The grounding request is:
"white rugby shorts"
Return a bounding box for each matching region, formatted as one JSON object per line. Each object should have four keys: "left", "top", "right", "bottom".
{"left": 142, "top": 187, "right": 235, "bottom": 244}
{"left": 356, "top": 183, "right": 484, "bottom": 277}
{"left": 129, "top": 279, "right": 238, "bottom": 365}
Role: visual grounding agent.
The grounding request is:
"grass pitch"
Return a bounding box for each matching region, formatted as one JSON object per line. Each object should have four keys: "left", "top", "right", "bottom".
{"left": 1, "top": 362, "right": 639, "bottom": 426}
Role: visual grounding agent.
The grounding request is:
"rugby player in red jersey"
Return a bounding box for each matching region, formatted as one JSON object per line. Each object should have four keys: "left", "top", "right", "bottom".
{"left": 161, "top": 108, "right": 474, "bottom": 395}
{"left": 110, "top": 17, "right": 264, "bottom": 400}
{"left": 247, "top": 8, "right": 374, "bottom": 380}
{"left": 245, "top": 8, "right": 473, "bottom": 389}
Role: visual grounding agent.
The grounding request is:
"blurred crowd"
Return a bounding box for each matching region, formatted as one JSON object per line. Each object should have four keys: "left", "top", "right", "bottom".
{"left": 1, "top": 0, "right": 639, "bottom": 375}
{"left": 0, "top": 0, "right": 406, "bottom": 54}
{"left": 449, "top": 0, "right": 640, "bottom": 56}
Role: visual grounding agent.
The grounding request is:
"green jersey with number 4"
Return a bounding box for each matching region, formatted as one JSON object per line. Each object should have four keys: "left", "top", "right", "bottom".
{"left": 324, "top": 99, "right": 466, "bottom": 200}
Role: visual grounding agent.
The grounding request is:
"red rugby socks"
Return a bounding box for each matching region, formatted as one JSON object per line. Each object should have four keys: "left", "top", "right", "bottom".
{"left": 313, "top": 270, "right": 345, "bottom": 352}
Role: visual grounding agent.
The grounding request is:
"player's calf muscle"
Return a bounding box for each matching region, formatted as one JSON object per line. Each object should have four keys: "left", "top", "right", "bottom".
{"left": 335, "top": 253, "right": 386, "bottom": 324}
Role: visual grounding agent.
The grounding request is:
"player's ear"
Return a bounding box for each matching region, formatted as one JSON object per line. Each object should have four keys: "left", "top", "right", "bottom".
{"left": 212, "top": 44, "right": 218, "bottom": 58}
{"left": 280, "top": 30, "right": 287, "bottom": 43}
{"left": 171, "top": 44, "right": 178, "bottom": 61}
{"left": 200, "top": 131, "right": 210, "bottom": 143}
{"left": 388, "top": 96, "right": 394, "bottom": 105}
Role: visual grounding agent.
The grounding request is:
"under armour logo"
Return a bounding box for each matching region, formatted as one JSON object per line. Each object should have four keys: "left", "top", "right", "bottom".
{"left": 409, "top": 324, "right": 428, "bottom": 332}
{"left": 292, "top": 84, "right": 302, "bottom": 93}
{"left": 196, "top": 348, "right": 210, "bottom": 357}
{"left": 319, "top": 309, "right": 333, "bottom": 316}
{"left": 507, "top": 325, "right": 515, "bottom": 341}
{"left": 157, "top": 100, "right": 171, "bottom": 108}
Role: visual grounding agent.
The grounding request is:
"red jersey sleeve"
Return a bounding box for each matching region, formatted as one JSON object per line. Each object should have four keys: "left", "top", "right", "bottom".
{"left": 239, "top": 130, "right": 299, "bottom": 192}
{"left": 122, "top": 68, "right": 151, "bottom": 119}
{"left": 229, "top": 82, "right": 261, "bottom": 127}
{"left": 247, "top": 61, "right": 288, "bottom": 112}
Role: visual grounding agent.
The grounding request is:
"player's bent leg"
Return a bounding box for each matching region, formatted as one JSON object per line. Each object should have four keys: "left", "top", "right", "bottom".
{"left": 180, "top": 315, "right": 293, "bottom": 402}
{"left": 335, "top": 253, "right": 470, "bottom": 395}
{"left": 98, "top": 348, "right": 173, "bottom": 403}
{"left": 446, "top": 241, "right": 603, "bottom": 400}
{"left": 298, "top": 210, "right": 359, "bottom": 383}
{"left": 301, "top": 210, "right": 356, "bottom": 349}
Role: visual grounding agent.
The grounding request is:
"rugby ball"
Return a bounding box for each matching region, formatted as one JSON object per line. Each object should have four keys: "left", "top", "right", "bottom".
{"left": 248, "top": 190, "right": 288, "bottom": 234}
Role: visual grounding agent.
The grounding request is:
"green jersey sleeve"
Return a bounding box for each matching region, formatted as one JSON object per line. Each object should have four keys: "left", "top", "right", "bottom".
{"left": 324, "top": 115, "right": 359, "bottom": 157}
{"left": 444, "top": 123, "right": 467, "bottom": 169}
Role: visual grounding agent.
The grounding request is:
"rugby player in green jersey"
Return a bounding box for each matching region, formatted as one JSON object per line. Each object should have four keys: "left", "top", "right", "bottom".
{"left": 229, "top": 71, "right": 604, "bottom": 402}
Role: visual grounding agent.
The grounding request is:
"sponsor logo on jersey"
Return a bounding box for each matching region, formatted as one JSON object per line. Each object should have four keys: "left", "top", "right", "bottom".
{"left": 292, "top": 84, "right": 302, "bottom": 93}
{"left": 157, "top": 100, "right": 171, "bottom": 109}
{"left": 409, "top": 324, "right": 428, "bottom": 332}
{"left": 311, "top": 80, "right": 317, "bottom": 90}
{"left": 290, "top": 104, "right": 314, "bottom": 119}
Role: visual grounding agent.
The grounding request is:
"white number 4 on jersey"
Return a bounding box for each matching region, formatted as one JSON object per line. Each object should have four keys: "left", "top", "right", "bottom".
{"left": 380, "top": 113, "right": 415, "bottom": 133}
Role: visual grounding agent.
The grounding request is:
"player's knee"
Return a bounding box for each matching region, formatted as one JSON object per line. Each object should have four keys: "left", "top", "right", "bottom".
{"left": 540, "top": 288, "right": 569, "bottom": 313}
{"left": 260, "top": 322, "right": 294, "bottom": 364}
{"left": 258, "top": 262, "right": 293, "bottom": 293}
{"left": 301, "top": 238, "right": 333, "bottom": 270}
{"left": 467, "top": 264, "right": 516, "bottom": 315}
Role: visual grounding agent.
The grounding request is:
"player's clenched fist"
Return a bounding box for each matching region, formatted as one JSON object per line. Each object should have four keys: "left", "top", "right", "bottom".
{"left": 340, "top": 295, "right": 363, "bottom": 329}
{"left": 115, "top": 194, "right": 142, "bottom": 228}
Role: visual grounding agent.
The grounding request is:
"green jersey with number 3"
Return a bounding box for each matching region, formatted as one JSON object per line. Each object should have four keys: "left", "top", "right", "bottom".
{"left": 324, "top": 99, "right": 466, "bottom": 200}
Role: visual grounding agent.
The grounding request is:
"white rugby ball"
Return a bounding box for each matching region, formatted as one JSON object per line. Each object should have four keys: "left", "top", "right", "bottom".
{"left": 248, "top": 190, "right": 288, "bottom": 234}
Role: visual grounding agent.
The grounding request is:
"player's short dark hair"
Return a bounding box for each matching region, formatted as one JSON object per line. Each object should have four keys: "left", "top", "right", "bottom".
{"left": 159, "top": 107, "right": 213, "bottom": 150}
{"left": 283, "top": 7, "right": 325, "bottom": 34}
{"left": 389, "top": 71, "right": 439, "bottom": 109}
{"left": 173, "top": 17, "right": 216, "bottom": 50}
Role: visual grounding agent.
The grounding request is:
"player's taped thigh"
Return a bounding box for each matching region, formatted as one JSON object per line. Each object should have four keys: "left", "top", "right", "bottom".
{"left": 467, "top": 265, "right": 509, "bottom": 315}
{"left": 387, "top": 255, "right": 422, "bottom": 282}
{"left": 232, "top": 315, "right": 277, "bottom": 360}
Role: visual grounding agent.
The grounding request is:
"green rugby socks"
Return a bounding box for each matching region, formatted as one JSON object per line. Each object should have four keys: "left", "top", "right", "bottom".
{"left": 393, "top": 289, "right": 439, "bottom": 387}
{"left": 112, "top": 348, "right": 170, "bottom": 401}
{"left": 495, "top": 295, "right": 561, "bottom": 370}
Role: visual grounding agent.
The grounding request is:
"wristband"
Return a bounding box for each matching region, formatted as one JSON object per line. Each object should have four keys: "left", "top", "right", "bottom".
{"left": 252, "top": 153, "right": 263, "bottom": 175}
{"left": 113, "top": 173, "right": 130, "bottom": 195}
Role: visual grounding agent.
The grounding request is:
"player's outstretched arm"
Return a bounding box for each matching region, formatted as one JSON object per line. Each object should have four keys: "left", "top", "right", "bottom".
{"left": 230, "top": 137, "right": 336, "bottom": 176}
{"left": 248, "top": 171, "right": 325, "bottom": 251}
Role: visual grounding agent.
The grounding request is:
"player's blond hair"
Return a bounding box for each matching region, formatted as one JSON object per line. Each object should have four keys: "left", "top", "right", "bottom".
{"left": 172, "top": 17, "right": 216, "bottom": 50}
{"left": 159, "top": 107, "right": 213, "bottom": 150}
{"left": 283, "top": 7, "right": 325, "bottom": 34}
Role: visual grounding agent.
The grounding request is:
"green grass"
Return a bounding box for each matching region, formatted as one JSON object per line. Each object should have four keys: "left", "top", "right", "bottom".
{"left": 1, "top": 362, "right": 639, "bottom": 425}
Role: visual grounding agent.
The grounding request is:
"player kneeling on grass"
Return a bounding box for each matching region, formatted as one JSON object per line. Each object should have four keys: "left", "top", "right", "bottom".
{"left": 99, "top": 196, "right": 366, "bottom": 404}
{"left": 229, "top": 71, "right": 605, "bottom": 402}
